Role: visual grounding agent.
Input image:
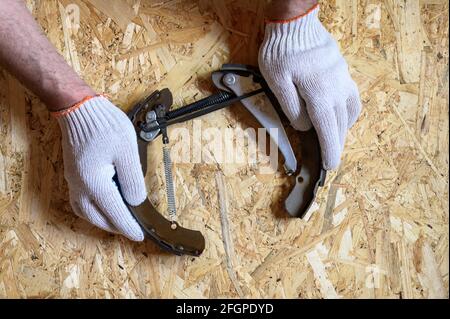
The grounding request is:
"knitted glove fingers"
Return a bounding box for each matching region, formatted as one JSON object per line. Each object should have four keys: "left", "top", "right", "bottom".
{"left": 293, "top": 96, "right": 313, "bottom": 131}
{"left": 260, "top": 70, "right": 313, "bottom": 131}
{"left": 69, "top": 193, "right": 119, "bottom": 234}
{"left": 88, "top": 173, "right": 144, "bottom": 242}
{"left": 114, "top": 140, "right": 147, "bottom": 207}
{"left": 334, "top": 102, "right": 349, "bottom": 154}
{"left": 77, "top": 195, "right": 119, "bottom": 234}
{"left": 306, "top": 100, "right": 342, "bottom": 170}
{"left": 346, "top": 84, "right": 362, "bottom": 129}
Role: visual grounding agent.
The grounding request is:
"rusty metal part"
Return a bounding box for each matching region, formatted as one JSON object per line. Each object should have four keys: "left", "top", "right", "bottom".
{"left": 120, "top": 89, "right": 205, "bottom": 256}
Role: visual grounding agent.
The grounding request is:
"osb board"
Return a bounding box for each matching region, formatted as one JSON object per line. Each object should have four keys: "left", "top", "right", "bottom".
{"left": 0, "top": 0, "right": 448, "bottom": 299}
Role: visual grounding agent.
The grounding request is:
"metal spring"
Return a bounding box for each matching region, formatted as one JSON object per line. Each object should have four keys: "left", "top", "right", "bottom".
{"left": 167, "top": 91, "right": 234, "bottom": 120}
{"left": 163, "top": 146, "right": 177, "bottom": 222}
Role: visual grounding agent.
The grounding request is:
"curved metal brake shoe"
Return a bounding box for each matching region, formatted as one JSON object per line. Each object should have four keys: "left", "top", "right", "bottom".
{"left": 285, "top": 130, "right": 327, "bottom": 218}
{"left": 212, "top": 64, "right": 327, "bottom": 218}
{"left": 119, "top": 90, "right": 206, "bottom": 257}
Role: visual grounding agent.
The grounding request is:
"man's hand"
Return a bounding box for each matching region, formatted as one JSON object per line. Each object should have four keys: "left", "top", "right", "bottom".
{"left": 0, "top": 0, "right": 146, "bottom": 240}
{"left": 259, "top": 3, "right": 362, "bottom": 170}
{"left": 54, "top": 96, "right": 146, "bottom": 241}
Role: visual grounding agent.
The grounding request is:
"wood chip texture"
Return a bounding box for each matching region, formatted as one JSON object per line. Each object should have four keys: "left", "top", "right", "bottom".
{"left": 0, "top": 0, "right": 448, "bottom": 299}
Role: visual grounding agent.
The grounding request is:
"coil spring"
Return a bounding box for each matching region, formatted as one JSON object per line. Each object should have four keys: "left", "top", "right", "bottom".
{"left": 167, "top": 91, "right": 234, "bottom": 120}
{"left": 163, "top": 146, "right": 177, "bottom": 222}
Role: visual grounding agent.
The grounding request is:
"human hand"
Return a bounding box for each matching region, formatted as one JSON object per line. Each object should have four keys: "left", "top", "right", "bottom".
{"left": 53, "top": 96, "right": 147, "bottom": 241}
{"left": 259, "top": 5, "right": 362, "bottom": 170}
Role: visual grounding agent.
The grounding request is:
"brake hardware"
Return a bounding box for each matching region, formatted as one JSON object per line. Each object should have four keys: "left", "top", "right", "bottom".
{"left": 116, "top": 64, "right": 327, "bottom": 256}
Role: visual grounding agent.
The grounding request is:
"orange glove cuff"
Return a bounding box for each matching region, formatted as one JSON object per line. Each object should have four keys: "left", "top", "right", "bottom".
{"left": 265, "top": 3, "right": 319, "bottom": 25}
{"left": 50, "top": 94, "right": 107, "bottom": 118}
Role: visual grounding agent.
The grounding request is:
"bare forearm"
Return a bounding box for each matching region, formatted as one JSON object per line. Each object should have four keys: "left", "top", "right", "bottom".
{"left": 266, "top": 0, "right": 318, "bottom": 20}
{"left": 0, "top": 0, "right": 95, "bottom": 111}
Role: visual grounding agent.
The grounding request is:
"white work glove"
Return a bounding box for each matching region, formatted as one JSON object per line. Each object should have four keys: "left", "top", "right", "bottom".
{"left": 53, "top": 96, "right": 146, "bottom": 241}
{"left": 259, "top": 5, "right": 362, "bottom": 170}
